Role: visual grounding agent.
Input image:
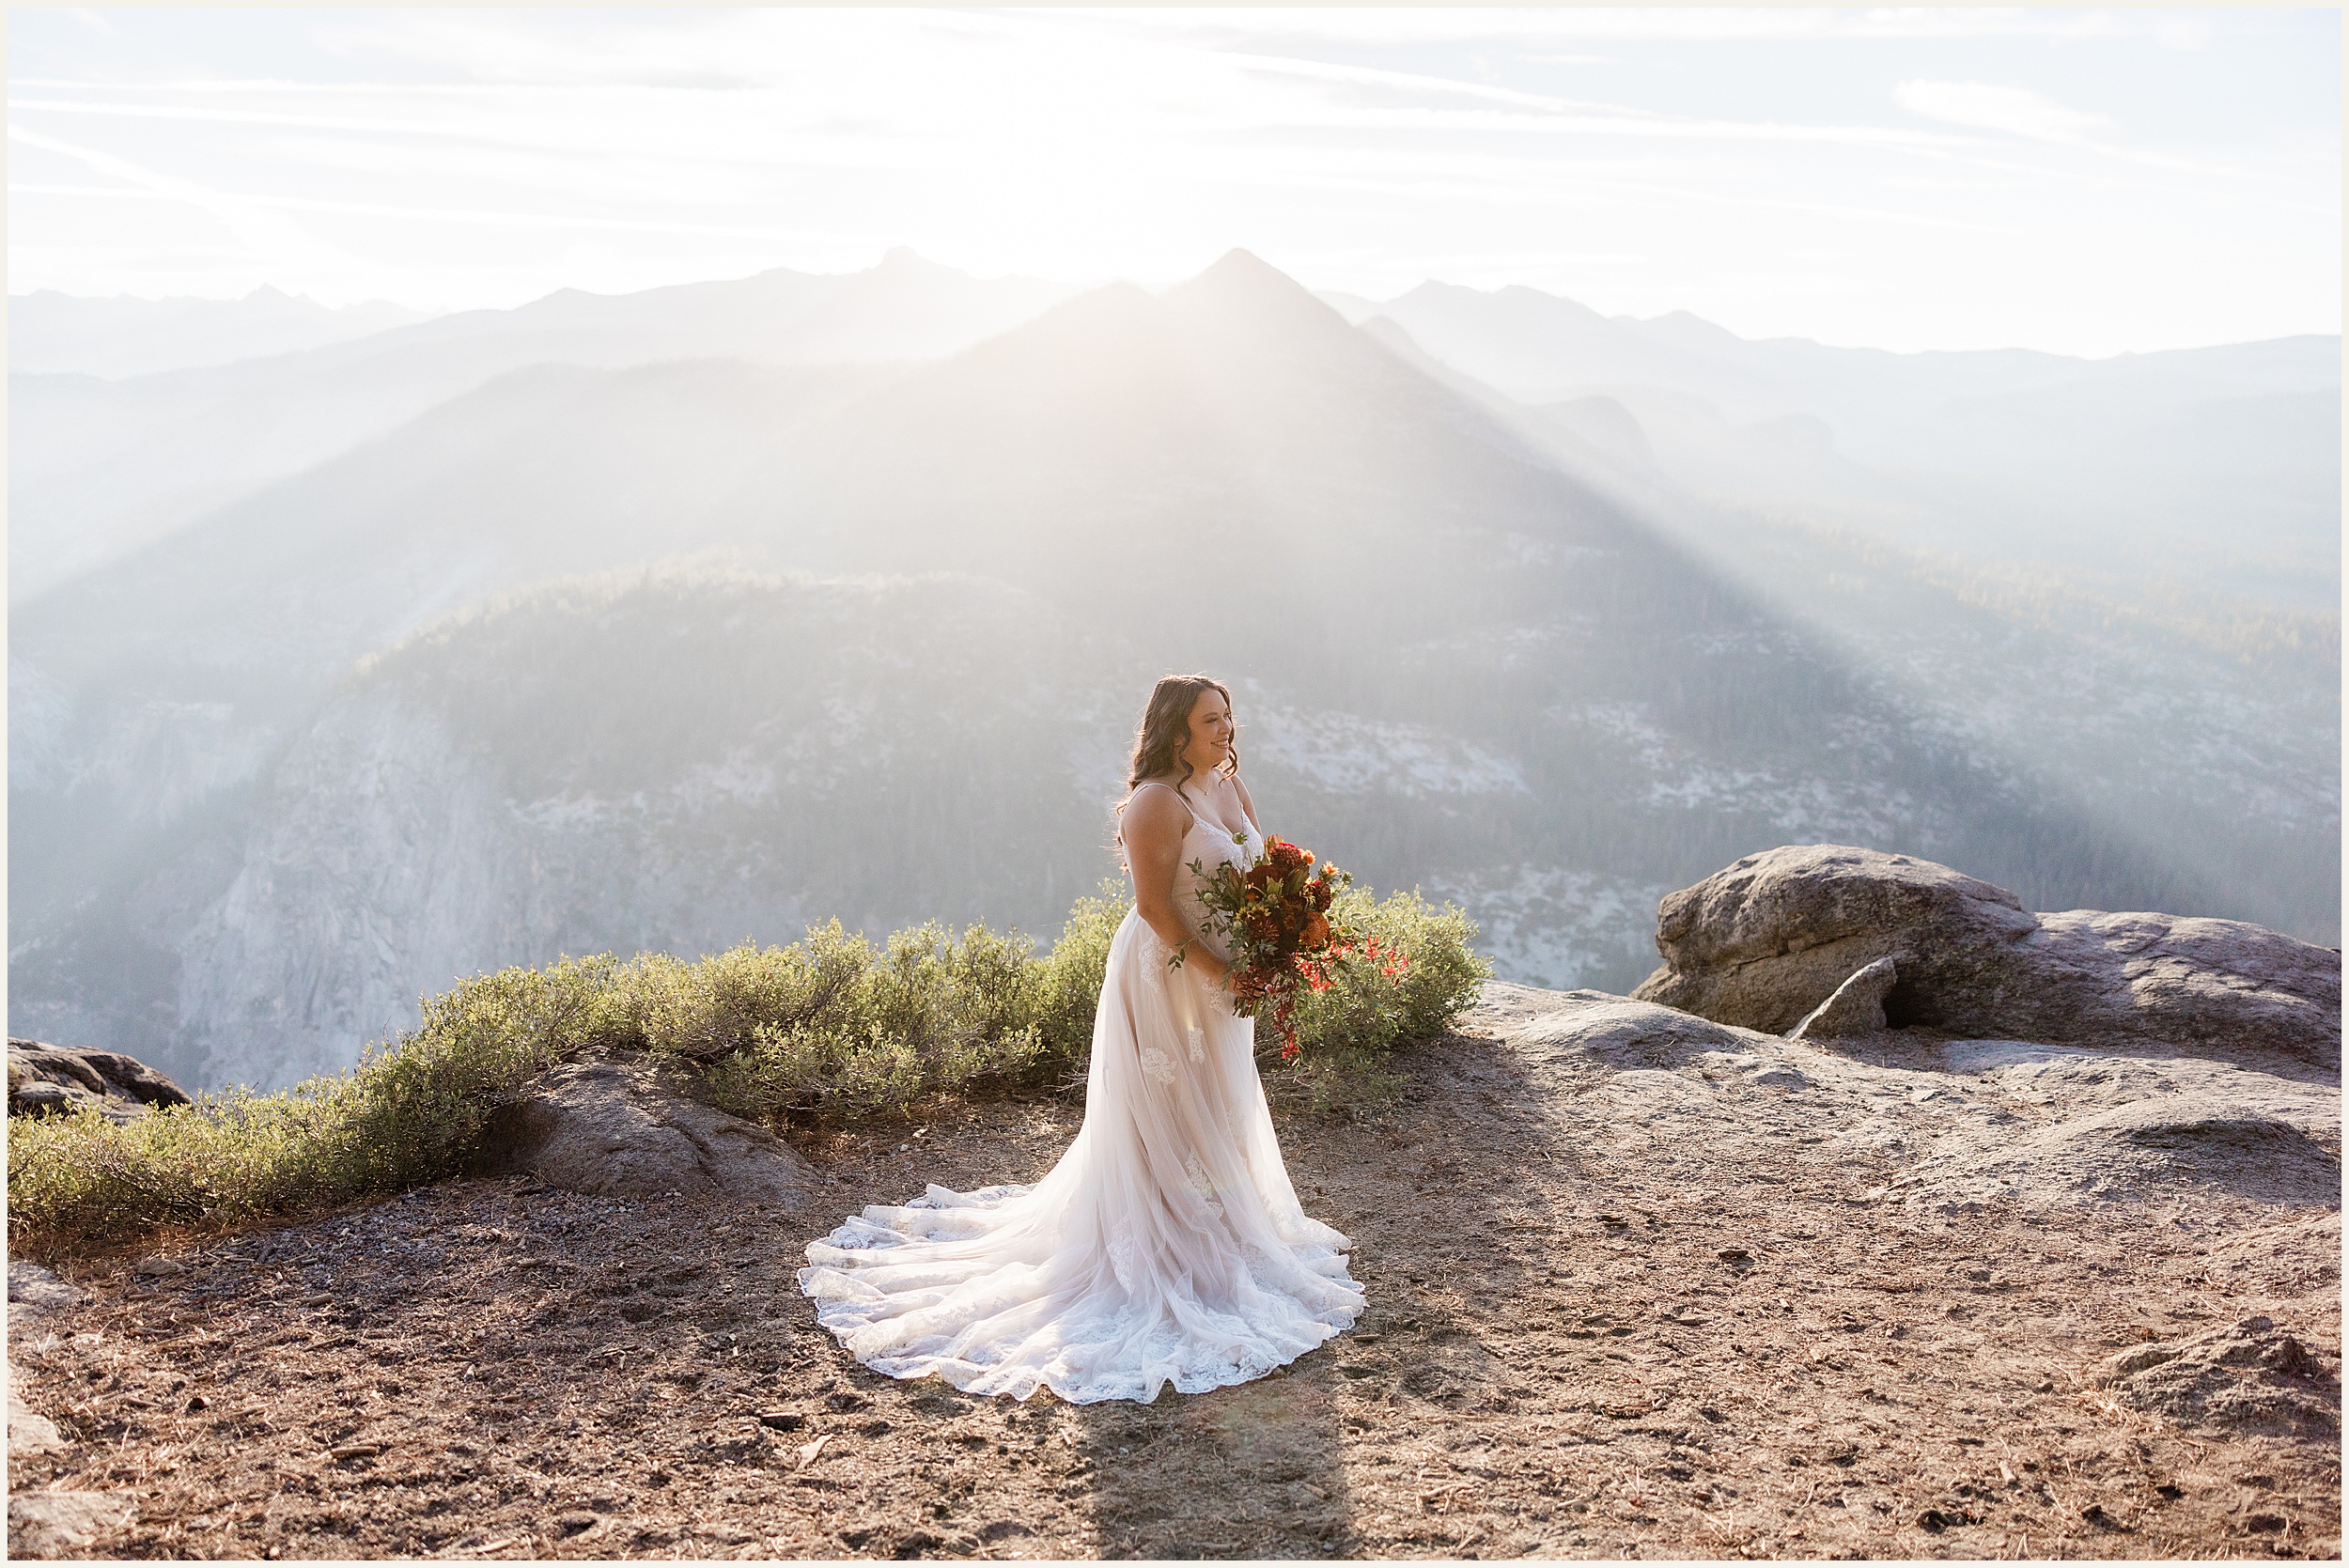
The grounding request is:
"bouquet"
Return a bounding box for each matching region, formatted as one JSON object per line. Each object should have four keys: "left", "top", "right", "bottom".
{"left": 1178, "top": 836, "right": 1407, "bottom": 1060}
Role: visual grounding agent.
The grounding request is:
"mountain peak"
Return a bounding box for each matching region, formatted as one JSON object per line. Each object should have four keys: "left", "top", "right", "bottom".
{"left": 1200, "top": 246, "right": 1282, "bottom": 277}
{"left": 876, "top": 246, "right": 954, "bottom": 277}
{"left": 243, "top": 284, "right": 309, "bottom": 309}
{"left": 1162, "top": 249, "right": 1337, "bottom": 328}
{"left": 1184, "top": 248, "right": 1315, "bottom": 299}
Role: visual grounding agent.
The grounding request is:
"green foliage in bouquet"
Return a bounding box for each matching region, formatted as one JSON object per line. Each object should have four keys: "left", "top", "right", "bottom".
{"left": 8, "top": 884, "right": 1486, "bottom": 1253}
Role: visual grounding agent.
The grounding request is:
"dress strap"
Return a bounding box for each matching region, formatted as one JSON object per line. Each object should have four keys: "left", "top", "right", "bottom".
{"left": 1127, "top": 779, "right": 1196, "bottom": 828}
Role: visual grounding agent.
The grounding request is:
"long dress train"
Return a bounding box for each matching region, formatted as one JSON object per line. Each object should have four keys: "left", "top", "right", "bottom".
{"left": 797, "top": 801, "right": 1363, "bottom": 1404}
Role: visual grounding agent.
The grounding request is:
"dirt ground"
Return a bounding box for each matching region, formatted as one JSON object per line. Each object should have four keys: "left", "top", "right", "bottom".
{"left": 9, "top": 1010, "right": 2341, "bottom": 1560}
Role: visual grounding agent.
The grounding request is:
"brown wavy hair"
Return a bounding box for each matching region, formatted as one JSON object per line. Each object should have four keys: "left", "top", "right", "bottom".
{"left": 1122, "top": 674, "right": 1238, "bottom": 805}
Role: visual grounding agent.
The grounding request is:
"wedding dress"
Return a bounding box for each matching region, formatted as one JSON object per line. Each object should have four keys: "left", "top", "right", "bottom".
{"left": 798, "top": 784, "right": 1364, "bottom": 1403}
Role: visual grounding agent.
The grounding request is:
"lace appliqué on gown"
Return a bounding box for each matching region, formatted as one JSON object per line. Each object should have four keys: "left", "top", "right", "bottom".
{"left": 1109, "top": 1233, "right": 1141, "bottom": 1292}
{"left": 800, "top": 802, "right": 1362, "bottom": 1405}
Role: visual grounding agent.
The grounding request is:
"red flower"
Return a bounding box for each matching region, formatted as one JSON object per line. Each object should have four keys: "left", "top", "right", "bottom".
{"left": 1182, "top": 834, "right": 1394, "bottom": 1061}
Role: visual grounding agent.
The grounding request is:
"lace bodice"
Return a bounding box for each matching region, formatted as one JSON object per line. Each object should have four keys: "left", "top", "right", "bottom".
{"left": 1131, "top": 780, "right": 1262, "bottom": 963}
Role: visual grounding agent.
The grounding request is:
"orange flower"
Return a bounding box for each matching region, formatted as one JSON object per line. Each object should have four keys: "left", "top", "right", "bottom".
{"left": 1182, "top": 833, "right": 1379, "bottom": 1059}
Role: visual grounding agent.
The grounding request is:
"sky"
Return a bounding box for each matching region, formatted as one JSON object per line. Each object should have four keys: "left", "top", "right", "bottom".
{"left": 7, "top": 7, "right": 2340, "bottom": 356}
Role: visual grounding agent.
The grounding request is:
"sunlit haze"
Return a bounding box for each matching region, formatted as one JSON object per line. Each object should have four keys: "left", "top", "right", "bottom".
{"left": 8, "top": 6, "right": 2339, "bottom": 355}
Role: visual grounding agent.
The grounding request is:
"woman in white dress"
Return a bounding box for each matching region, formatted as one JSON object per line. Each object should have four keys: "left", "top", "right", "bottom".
{"left": 798, "top": 675, "right": 1365, "bottom": 1404}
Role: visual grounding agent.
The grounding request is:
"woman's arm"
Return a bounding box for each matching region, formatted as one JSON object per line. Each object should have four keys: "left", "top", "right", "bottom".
{"left": 1233, "top": 775, "right": 1261, "bottom": 834}
{"left": 1123, "top": 786, "right": 1230, "bottom": 986}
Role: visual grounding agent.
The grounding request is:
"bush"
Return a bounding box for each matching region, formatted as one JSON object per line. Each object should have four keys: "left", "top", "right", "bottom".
{"left": 1033, "top": 881, "right": 1132, "bottom": 1068}
{"left": 6, "top": 955, "right": 614, "bottom": 1249}
{"left": 1280, "top": 889, "right": 1492, "bottom": 1118}
{"left": 8, "top": 886, "right": 1486, "bottom": 1253}
{"left": 1289, "top": 888, "right": 1491, "bottom": 1058}
{"left": 691, "top": 920, "right": 1050, "bottom": 1125}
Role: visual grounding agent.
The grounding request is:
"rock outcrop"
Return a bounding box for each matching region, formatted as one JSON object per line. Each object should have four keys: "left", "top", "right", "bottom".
{"left": 6, "top": 962, "right": 2338, "bottom": 1560}
{"left": 1788, "top": 954, "right": 1899, "bottom": 1041}
{"left": 8, "top": 1263, "right": 84, "bottom": 1314}
{"left": 8, "top": 1039, "right": 192, "bottom": 1123}
{"left": 471, "top": 1060, "right": 816, "bottom": 1203}
{"left": 1633, "top": 846, "right": 2341, "bottom": 1069}
{"left": 9, "top": 1265, "right": 85, "bottom": 1464}
{"left": 1875, "top": 1050, "right": 2342, "bottom": 1210}
{"left": 7, "top": 1387, "right": 67, "bottom": 1460}
{"left": 8, "top": 1493, "right": 137, "bottom": 1557}
{"left": 2095, "top": 1316, "right": 2338, "bottom": 1437}
{"left": 1465, "top": 982, "right": 2340, "bottom": 1214}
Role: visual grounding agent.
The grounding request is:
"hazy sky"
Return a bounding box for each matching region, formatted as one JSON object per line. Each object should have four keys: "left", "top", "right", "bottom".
{"left": 8, "top": 7, "right": 2339, "bottom": 355}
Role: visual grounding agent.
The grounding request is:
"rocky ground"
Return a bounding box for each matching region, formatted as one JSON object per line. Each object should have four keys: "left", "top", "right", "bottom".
{"left": 8, "top": 981, "right": 2341, "bottom": 1560}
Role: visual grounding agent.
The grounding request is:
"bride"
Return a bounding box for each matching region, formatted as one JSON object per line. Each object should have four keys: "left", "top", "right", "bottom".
{"left": 798, "top": 675, "right": 1365, "bottom": 1404}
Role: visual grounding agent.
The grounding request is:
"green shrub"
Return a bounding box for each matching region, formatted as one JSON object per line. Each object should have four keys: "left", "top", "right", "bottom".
{"left": 590, "top": 921, "right": 879, "bottom": 1062}
{"left": 1287, "top": 888, "right": 1490, "bottom": 1060}
{"left": 8, "top": 885, "right": 1486, "bottom": 1254}
{"left": 5, "top": 955, "right": 615, "bottom": 1248}
{"left": 1278, "top": 889, "right": 1492, "bottom": 1119}
{"left": 691, "top": 921, "right": 1049, "bottom": 1124}
{"left": 1033, "top": 881, "right": 1132, "bottom": 1069}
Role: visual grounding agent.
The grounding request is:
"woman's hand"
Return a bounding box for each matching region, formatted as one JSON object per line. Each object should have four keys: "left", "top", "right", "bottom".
{"left": 1185, "top": 947, "right": 1232, "bottom": 988}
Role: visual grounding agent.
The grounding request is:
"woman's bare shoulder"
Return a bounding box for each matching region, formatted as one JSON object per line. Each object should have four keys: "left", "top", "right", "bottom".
{"left": 1123, "top": 778, "right": 1193, "bottom": 834}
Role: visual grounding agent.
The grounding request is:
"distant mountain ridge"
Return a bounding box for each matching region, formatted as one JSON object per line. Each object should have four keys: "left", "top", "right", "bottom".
{"left": 1326, "top": 282, "right": 2341, "bottom": 612}
{"left": 1323, "top": 281, "right": 2338, "bottom": 430}
{"left": 7, "top": 252, "right": 1086, "bottom": 603}
{"left": 7, "top": 285, "right": 432, "bottom": 380}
